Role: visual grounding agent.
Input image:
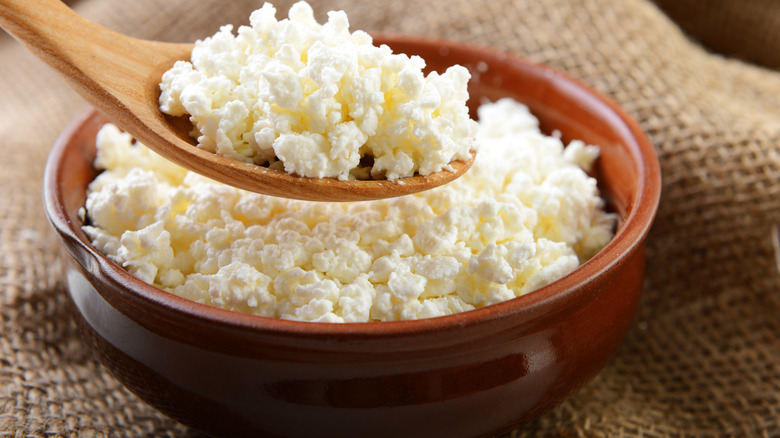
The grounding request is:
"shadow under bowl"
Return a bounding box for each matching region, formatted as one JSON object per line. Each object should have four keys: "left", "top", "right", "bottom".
{"left": 43, "top": 34, "right": 661, "bottom": 438}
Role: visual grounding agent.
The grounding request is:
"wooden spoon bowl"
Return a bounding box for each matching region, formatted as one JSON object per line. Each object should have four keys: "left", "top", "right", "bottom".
{"left": 0, "top": 0, "right": 474, "bottom": 201}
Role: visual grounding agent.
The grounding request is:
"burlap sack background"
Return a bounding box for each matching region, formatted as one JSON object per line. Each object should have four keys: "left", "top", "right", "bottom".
{"left": 2, "top": 0, "right": 779, "bottom": 436}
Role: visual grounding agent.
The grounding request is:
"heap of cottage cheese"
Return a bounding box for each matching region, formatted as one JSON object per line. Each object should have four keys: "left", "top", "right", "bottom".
{"left": 83, "top": 98, "right": 616, "bottom": 322}
{"left": 158, "top": 1, "right": 477, "bottom": 180}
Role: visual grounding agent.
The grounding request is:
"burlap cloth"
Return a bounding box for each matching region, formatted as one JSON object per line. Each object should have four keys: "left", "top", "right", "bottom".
{"left": 1, "top": 0, "right": 779, "bottom": 436}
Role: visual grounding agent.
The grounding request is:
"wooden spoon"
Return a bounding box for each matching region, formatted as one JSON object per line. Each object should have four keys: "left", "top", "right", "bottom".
{"left": 0, "top": 0, "right": 475, "bottom": 202}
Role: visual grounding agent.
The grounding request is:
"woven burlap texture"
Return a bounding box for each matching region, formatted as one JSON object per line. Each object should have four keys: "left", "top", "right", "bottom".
{"left": 2, "top": 0, "right": 779, "bottom": 436}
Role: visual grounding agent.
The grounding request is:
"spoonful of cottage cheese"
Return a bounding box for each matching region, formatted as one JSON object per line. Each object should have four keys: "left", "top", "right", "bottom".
{"left": 159, "top": 1, "right": 477, "bottom": 187}
{"left": 0, "top": 0, "right": 475, "bottom": 201}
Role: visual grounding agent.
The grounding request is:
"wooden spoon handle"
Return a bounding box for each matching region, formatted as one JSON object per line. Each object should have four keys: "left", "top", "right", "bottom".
{"left": 0, "top": 0, "right": 187, "bottom": 113}
{"left": 0, "top": 0, "right": 118, "bottom": 95}
{"left": 0, "top": 0, "right": 93, "bottom": 48}
{"left": 0, "top": 0, "right": 192, "bottom": 147}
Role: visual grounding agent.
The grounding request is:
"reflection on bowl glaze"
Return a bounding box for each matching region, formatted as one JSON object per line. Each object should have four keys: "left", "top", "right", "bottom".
{"left": 44, "top": 34, "right": 660, "bottom": 438}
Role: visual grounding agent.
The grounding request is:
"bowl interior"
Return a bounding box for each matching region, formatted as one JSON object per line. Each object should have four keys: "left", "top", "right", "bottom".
{"left": 45, "top": 35, "right": 660, "bottom": 335}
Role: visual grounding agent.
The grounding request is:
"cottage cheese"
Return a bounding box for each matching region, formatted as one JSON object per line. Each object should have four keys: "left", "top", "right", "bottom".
{"left": 83, "top": 98, "right": 616, "bottom": 322}
{"left": 158, "top": 1, "right": 477, "bottom": 180}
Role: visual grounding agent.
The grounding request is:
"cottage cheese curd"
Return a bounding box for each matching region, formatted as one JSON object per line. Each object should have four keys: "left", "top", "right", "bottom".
{"left": 83, "top": 98, "right": 616, "bottom": 322}
{"left": 159, "top": 1, "right": 477, "bottom": 180}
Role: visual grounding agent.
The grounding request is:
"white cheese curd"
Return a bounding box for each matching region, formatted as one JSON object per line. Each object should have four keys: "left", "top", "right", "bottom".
{"left": 158, "top": 1, "right": 477, "bottom": 180}
{"left": 83, "top": 98, "right": 616, "bottom": 322}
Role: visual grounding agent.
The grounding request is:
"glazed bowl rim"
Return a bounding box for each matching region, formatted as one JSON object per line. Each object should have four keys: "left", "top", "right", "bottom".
{"left": 44, "top": 34, "right": 661, "bottom": 338}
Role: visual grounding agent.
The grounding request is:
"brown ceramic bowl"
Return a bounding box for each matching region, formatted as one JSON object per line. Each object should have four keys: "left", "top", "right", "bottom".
{"left": 43, "top": 35, "right": 660, "bottom": 438}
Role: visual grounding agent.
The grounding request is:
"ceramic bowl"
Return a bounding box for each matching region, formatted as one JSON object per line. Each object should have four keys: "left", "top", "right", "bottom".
{"left": 43, "top": 35, "right": 660, "bottom": 438}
